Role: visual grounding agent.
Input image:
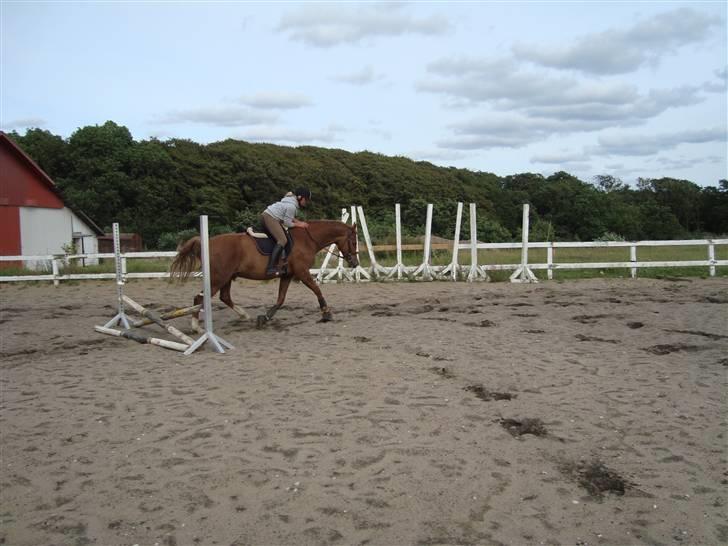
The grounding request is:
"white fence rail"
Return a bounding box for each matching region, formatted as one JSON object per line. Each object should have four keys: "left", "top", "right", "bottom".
{"left": 1, "top": 203, "right": 726, "bottom": 285}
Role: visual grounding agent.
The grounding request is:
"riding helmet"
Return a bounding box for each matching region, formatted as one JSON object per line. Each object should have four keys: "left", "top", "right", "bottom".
{"left": 294, "top": 187, "right": 312, "bottom": 201}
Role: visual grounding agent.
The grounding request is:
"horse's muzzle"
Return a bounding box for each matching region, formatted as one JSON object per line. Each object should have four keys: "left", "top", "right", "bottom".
{"left": 346, "top": 254, "right": 359, "bottom": 268}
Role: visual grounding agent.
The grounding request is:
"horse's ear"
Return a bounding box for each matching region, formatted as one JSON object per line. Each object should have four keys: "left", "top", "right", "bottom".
{"left": 351, "top": 222, "right": 357, "bottom": 231}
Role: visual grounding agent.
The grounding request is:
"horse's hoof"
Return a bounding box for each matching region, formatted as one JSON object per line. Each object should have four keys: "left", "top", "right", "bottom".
{"left": 319, "top": 312, "right": 333, "bottom": 323}
{"left": 256, "top": 315, "right": 268, "bottom": 328}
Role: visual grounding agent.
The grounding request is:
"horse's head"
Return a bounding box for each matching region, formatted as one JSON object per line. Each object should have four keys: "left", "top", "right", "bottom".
{"left": 337, "top": 223, "right": 359, "bottom": 268}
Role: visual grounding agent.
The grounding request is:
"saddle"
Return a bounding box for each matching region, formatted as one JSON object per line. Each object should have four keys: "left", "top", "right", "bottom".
{"left": 246, "top": 226, "right": 294, "bottom": 257}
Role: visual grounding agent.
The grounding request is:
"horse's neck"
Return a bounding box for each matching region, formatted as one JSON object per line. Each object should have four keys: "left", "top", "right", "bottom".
{"left": 308, "top": 221, "right": 344, "bottom": 248}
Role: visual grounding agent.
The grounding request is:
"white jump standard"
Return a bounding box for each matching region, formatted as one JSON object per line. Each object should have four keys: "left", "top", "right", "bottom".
{"left": 183, "top": 215, "right": 234, "bottom": 356}
{"left": 103, "top": 223, "right": 132, "bottom": 329}
{"left": 510, "top": 204, "right": 538, "bottom": 283}
{"left": 95, "top": 216, "right": 233, "bottom": 355}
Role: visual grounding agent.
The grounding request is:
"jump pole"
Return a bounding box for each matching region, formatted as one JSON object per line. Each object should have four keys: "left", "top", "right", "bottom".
{"left": 103, "top": 223, "right": 132, "bottom": 329}
{"left": 129, "top": 304, "right": 202, "bottom": 328}
{"left": 440, "top": 201, "right": 463, "bottom": 281}
{"left": 122, "top": 295, "right": 196, "bottom": 346}
{"left": 322, "top": 208, "right": 353, "bottom": 282}
{"left": 184, "top": 215, "right": 234, "bottom": 355}
{"left": 349, "top": 205, "right": 371, "bottom": 282}
{"left": 467, "top": 203, "right": 488, "bottom": 282}
{"left": 94, "top": 325, "right": 189, "bottom": 352}
{"left": 355, "top": 206, "right": 387, "bottom": 279}
{"left": 318, "top": 209, "right": 349, "bottom": 283}
{"left": 97, "top": 222, "right": 192, "bottom": 353}
{"left": 386, "top": 203, "right": 407, "bottom": 280}
{"left": 412, "top": 203, "right": 435, "bottom": 280}
{"left": 510, "top": 204, "right": 539, "bottom": 283}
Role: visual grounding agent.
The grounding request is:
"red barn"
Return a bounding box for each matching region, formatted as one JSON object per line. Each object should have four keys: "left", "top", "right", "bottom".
{"left": 0, "top": 131, "right": 103, "bottom": 269}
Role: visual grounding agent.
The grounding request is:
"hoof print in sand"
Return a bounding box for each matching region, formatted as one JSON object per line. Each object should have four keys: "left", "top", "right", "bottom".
{"left": 465, "top": 319, "right": 496, "bottom": 328}
{"left": 430, "top": 366, "right": 456, "bottom": 379}
{"left": 563, "top": 459, "right": 634, "bottom": 499}
{"left": 465, "top": 385, "right": 515, "bottom": 402}
{"left": 644, "top": 343, "right": 702, "bottom": 355}
{"left": 627, "top": 321, "right": 644, "bottom": 329}
{"left": 575, "top": 334, "right": 619, "bottom": 343}
{"left": 499, "top": 417, "right": 546, "bottom": 437}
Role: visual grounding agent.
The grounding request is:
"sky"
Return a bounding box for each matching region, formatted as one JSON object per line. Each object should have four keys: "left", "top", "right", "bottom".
{"left": 1, "top": 1, "right": 726, "bottom": 187}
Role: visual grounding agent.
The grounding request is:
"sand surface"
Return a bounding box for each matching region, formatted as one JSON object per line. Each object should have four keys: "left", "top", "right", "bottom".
{"left": 1, "top": 277, "right": 727, "bottom": 546}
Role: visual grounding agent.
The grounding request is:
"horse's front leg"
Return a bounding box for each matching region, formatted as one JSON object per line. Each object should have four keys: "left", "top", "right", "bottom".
{"left": 257, "top": 275, "right": 292, "bottom": 328}
{"left": 298, "top": 271, "right": 332, "bottom": 322}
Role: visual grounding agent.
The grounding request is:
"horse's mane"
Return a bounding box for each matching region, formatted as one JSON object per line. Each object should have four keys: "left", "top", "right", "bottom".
{"left": 306, "top": 219, "right": 346, "bottom": 225}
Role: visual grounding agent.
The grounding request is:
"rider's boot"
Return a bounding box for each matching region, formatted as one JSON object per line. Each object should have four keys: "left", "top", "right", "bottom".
{"left": 266, "top": 244, "right": 285, "bottom": 277}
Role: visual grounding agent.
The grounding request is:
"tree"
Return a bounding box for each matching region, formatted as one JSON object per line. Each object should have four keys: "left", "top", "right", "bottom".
{"left": 8, "top": 128, "right": 71, "bottom": 179}
{"left": 593, "top": 174, "right": 626, "bottom": 193}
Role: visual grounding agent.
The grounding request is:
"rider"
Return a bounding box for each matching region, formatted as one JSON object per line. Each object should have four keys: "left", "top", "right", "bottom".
{"left": 261, "top": 187, "right": 311, "bottom": 277}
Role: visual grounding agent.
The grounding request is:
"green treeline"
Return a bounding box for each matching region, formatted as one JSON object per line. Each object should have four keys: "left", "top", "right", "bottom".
{"left": 9, "top": 121, "right": 728, "bottom": 249}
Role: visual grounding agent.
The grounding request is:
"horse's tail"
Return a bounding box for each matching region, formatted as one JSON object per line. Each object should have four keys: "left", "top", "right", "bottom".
{"left": 169, "top": 236, "right": 201, "bottom": 281}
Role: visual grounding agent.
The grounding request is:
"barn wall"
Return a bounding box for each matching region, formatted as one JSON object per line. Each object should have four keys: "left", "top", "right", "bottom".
{"left": 0, "top": 206, "right": 22, "bottom": 268}
{"left": 0, "top": 144, "right": 63, "bottom": 208}
{"left": 19, "top": 207, "right": 99, "bottom": 269}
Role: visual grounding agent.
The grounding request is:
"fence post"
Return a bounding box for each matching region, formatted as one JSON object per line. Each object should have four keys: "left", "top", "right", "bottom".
{"left": 708, "top": 241, "right": 716, "bottom": 277}
{"left": 510, "top": 204, "right": 538, "bottom": 283}
{"left": 52, "top": 258, "right": 60, "bottom": 287}
{"left": 630, "top": 245, "right": 637, "bottom": 278}
{"left": 467, "top": 203, "right": 487, "bottom": 282}
{"left": 547, "top": 243, "right": 554, "bottom": 280}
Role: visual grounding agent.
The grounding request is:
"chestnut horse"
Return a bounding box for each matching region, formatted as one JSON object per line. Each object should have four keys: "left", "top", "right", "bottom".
{"left": 169, "top": 220, "right": 359, "bottom": 330}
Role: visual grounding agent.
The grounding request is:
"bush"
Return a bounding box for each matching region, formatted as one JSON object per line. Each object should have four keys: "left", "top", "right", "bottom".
{"left": 157, "top": 229, "right": 199, "bottom": 250}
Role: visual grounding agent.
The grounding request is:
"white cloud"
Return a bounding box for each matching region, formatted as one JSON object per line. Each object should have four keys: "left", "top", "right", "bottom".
{"left": 1, "top": 117, "right": 47, "bottom": 130}
{"left": 653, "top": 155, "right": 724, "bottom": 171}
{"left": 513, "top": 7, "right": 723, "bottom": 75}
{"left": 237, "top": 92, "right": 312, "bottom": 109}
{"left": 409, "top": 148, "right": 470, "bottom": 163}
{"left": 594, "top": 127, "right": 726, "bottom": 156}
{"left": 419, "top": 56, "right": 701, "bottom": 126}
{"left": 276, "top": 4, "right": 450, "bottom": 47}
{"left": 530, "top": 150, "right": 591, "bottom": 164}
{"left": 156, "top": 106, "right": 276, "bottom": 127}
{"left": 703, "top": 67, "right": 728, "bottom": 93}
{"left": 237, "top": 125, "right": 340, "bottom": 144}
{"left": 332, "top": 65, "right": 383, "bottom": 85}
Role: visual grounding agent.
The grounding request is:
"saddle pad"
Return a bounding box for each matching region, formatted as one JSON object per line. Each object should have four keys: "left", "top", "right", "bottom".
{"left": 247, "top": 228, "right": 294, "bottom": 256}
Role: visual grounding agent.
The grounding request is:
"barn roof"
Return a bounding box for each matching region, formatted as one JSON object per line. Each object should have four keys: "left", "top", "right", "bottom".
{"left": 0, "top": 131, "right": 104, "bottom": 235}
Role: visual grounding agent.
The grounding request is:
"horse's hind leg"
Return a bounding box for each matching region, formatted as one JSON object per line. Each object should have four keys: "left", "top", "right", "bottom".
{"left": 220, "top": 279, "right": 250, "bottom": 320}
{"left": 190, "top": 275, "right": 231, "bottom": 334}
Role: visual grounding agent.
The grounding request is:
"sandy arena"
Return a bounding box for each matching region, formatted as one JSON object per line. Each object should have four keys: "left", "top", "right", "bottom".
{"left": 1, "top": 277, "right": 727, "bottom": 546}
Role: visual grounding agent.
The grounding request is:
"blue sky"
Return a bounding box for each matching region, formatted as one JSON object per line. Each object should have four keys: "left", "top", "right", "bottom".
{"left": 2, "top": 1, "right": 726, "bottom": 187}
